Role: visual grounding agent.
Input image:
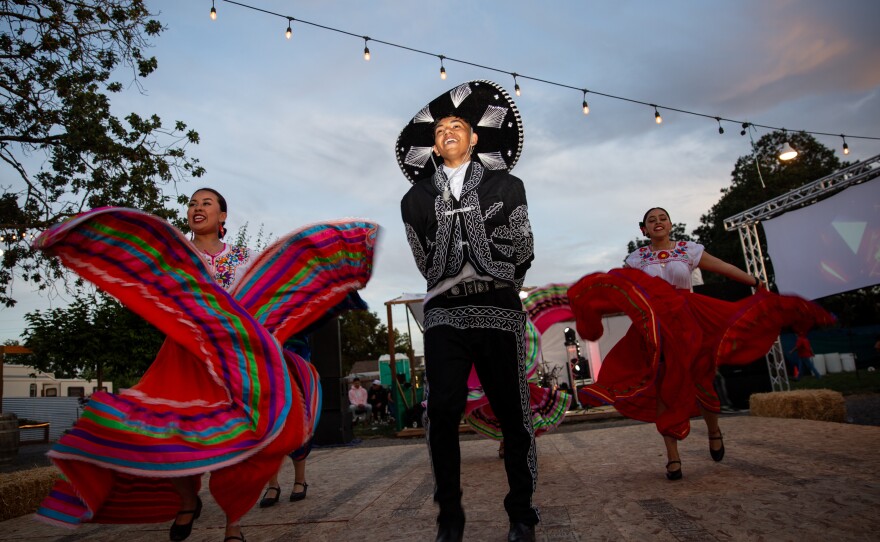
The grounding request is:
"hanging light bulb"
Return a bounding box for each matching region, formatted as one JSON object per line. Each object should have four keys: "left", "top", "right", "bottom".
{"left": 210, "top": 0, "right": 216, "bottom": 20}
{"left": 779, "top": 141, "right": 798, "bottom": 161}
{"left": 716, "top": 117, "right": 724, "bottom": 134}
{"left": 439, "top": 56, "right": 446, "bottom": 80}
{"left": 582, "top": 90, "right": 590, "bottom": 115}
{"left": 512, "top": 73, "right": 521, "bottom": 97}
{"left": 363, "top": 37, "right": 371, "bottom": 61}
{"left": 285, "top": 19, "right": 292, "bottom": 40}
{"left": 740, "top": 122, "right": 749, "bottom": 136}
{"left": 841, "top": 135, "right": 850, "bottom": 155}
{"left": 654, "top": 106, "right": 662, "bottom": 124}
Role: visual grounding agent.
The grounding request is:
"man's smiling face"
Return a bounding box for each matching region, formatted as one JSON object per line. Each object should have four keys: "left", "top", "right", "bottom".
{"left": 432, "top": 116, "right": 477, "bottom": 166}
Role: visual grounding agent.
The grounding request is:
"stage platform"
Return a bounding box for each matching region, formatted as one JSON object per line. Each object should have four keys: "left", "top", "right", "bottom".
{"left": 2, "top": 414, "right": 878, "bottom": 541}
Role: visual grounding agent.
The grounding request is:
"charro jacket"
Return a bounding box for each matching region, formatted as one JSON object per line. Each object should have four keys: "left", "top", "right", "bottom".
{"left": 400, "top": 161, "right": 534, "bottom": 291}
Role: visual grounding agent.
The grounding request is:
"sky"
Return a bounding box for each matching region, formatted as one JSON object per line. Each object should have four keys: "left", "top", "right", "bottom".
{"left": 1, "top": 0, "right": 879, "bottom": 353}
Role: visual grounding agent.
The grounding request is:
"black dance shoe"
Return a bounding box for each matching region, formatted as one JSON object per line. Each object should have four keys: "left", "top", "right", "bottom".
{"left": 709, "top": 431, "right": 725, "bottom": 462}
{"left": 169, "top": 496, "right": 202, "bottom": 541}
{"left": 665, "top": 460, "right": 683, "bottom": 481}
{"left": 259, "top": 485, "right": 281, "bottom": 508}
{"left": 289, "top": 481, "right": 308, "bottom": 501}
{"left": 508, "top": 521, "right": 536, "bottom": 542}
{"left": 435, "top": 521, "right": 465, "bottom": 542}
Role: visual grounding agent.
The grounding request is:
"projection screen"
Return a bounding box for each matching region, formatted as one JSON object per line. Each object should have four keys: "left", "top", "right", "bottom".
{"left": 762, "top": 179, "right": 880, "bottom": 300}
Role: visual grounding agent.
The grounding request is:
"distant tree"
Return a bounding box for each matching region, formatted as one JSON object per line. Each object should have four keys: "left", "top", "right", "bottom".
{"left": 338, "top": 309, "right": 409, "bottom": 375}
{"left": 0, "top": 0, "right": 203, "bottom": 307}
{"left": 21, "top": 291, "right": 164, "bottom": 389}
{"left": 691, "top": 130, "right": 878, "bottom": 326}
{"left": 814, "top": 286, "right": 880, "bottom": 328}
{"left": 693, "top": 130, "right": 843, "bottom": 283}
{"left": 626, "top": 221, "right": 693, "bottom": 255}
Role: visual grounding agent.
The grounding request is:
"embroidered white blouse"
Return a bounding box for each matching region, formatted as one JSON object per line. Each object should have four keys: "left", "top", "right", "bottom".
{"left": 624, "top": 241, "right": 704, "bottom": 290}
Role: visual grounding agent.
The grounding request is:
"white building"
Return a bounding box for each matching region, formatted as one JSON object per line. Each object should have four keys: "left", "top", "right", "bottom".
{"left": 2, "top": 363, "right": 113, "bottom": 398}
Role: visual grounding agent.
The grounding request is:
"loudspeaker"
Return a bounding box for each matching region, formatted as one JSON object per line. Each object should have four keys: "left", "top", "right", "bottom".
{"left": 309, "top": 318, "right": 354, "bottom": 445}
{"left": 719, "top": 360, "right": 772, "bottom": 410}
{"left": 320, "top": 377, "right": 347, "bottom": 411}
{"left": 309, "top": 316, "right": 343, "bottom": 378}
{"left": 313, "top": 410, "right": 354, "bottom": 445}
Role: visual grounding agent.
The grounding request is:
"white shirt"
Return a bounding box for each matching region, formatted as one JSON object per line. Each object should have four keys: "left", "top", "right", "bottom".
{"left": 443, "top": 162, "right": 470, "bottom": 200}
{"left": 625, "top": 241, "right": 704, "bottom": 290}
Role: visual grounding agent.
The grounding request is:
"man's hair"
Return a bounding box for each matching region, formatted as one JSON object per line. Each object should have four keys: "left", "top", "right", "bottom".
{"left": 432, "top": 113, "right": 474, "bottom": 131}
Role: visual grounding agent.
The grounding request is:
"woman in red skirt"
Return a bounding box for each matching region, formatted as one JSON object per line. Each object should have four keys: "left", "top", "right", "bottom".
{"left": 568, "top": 207, "right": 833, "bottom": 481}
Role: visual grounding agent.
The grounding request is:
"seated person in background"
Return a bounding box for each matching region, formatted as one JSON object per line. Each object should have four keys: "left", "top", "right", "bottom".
{"left": 367, "top": 379, "right": 390, "bottom": 422}
{"left": 348, "top": 377, "right": 372, "bottom": 425}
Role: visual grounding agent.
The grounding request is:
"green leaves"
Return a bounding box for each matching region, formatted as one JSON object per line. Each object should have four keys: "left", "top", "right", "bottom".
{"left": 694, "top": 131, "right": 842, "bottom": 281}
{"left": 0, "top": 0, "right": 203, "bottom": 306}
{"left": 22, "top": 291, "right": 164, "bottom": 387}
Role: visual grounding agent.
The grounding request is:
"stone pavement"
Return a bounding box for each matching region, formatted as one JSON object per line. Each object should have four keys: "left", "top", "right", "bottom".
{"left": 1, "top": 414, "right": 878, "bottom": 541}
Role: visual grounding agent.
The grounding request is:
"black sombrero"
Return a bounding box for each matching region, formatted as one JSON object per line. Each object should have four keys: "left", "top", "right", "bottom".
{"left": 395, "top": 80, "right": 524, "bottom": 184}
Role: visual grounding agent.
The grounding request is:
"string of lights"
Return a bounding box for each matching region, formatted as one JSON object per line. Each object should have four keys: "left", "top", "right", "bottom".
{"left": 209, "top": 0, "right": 879, "bottom": 156}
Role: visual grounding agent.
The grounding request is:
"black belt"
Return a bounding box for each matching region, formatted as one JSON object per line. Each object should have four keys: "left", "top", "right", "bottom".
{"left": 445, "top": 279, "right": 510, "bottom": 298}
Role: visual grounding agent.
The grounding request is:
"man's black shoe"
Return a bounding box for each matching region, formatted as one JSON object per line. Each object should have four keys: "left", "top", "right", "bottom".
{"left": 435, "top": 522, "right": 464, "bottom": 542}
{"left": 507, "top": 521, "right": 535, "bottom": 542}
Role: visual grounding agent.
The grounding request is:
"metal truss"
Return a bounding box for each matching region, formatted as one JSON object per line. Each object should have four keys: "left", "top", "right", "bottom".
{"left": 725, "top": 153, "right": 880, "bottom": 229}
{"left": 724, "top": 153, "right": 880, "bottom": 392}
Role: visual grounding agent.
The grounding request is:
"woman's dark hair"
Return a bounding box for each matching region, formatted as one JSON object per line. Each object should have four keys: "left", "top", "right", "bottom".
{"left": 639, "top": 207, "right": 670, "bottom": 228}
{"left": 190, "top": 187, "right": 228, "bottom": 239}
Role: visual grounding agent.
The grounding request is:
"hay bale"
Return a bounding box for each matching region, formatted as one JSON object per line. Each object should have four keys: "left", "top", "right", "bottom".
{"left": 749, "top": 389, "right": 846, "bottom": 423}
{"left": 0, "top": 466, "right": 59, "bottom": 521}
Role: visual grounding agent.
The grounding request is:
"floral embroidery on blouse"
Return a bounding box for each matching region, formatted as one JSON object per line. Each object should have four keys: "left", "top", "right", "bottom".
{"left": 206, "top": 245, "right": 251, "bottom": 290}
{"left": 636, "top": 241, "right": 690, "bottom": 267}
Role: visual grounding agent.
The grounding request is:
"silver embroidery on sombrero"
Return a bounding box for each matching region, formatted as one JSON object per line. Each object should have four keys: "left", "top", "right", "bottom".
{"left": 413, "top": 105, "right": 434, "bottom": 124}
{"left": 477, "top": 151, "right": 506, "bottom": 170}
{"left": 477, "top": 105, "right": 507, "bottom": 129}
{"left": 450, "top": 83, "right": 472, "bottom": 108}
{"left": 404, "top": 146, "right": 434, "bottom": 168}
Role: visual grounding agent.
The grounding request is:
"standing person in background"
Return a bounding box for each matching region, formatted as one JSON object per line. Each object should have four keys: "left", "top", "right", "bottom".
{"left": 397, "top": 80, "right": 537, "bottom": 542}
{"left": 790, "top": 332, "right": 822, "bottom": 379}
{"left": 569, "top": 207, "right": 835, "bottom": 482}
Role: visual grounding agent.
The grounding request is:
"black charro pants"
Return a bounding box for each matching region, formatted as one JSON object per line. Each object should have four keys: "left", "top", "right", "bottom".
{"left": 423, "top": 288, "right": 539, "bottom": 527}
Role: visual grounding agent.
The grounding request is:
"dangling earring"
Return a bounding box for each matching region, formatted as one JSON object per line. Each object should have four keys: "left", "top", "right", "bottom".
{"left": 219, "top": 223, "right": 226, "bottom": 239}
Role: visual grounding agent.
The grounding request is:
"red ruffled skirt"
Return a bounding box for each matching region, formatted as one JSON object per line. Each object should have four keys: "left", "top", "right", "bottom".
{"left": 568, "top": 268, "right": 834, "bottom": 439}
